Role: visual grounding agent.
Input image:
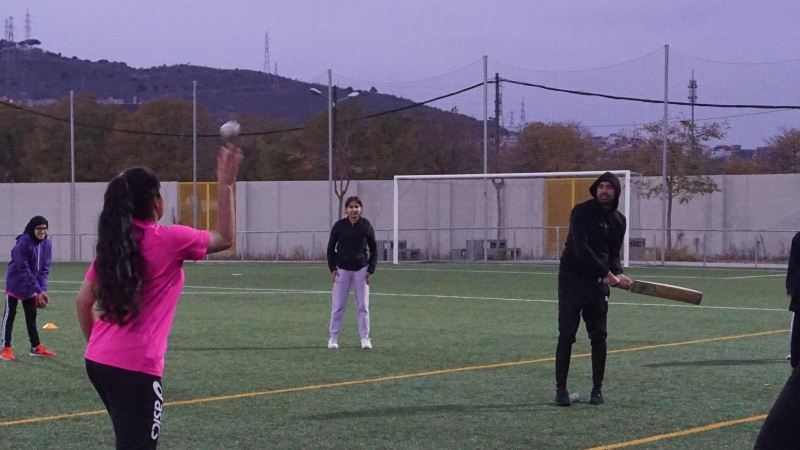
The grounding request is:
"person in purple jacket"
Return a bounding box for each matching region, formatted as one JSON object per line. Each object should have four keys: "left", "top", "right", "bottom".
{"left": 2, "top": 216, "right": 56, "bottom": 361}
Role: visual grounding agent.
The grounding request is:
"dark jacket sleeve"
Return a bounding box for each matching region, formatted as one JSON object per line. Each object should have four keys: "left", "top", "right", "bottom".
{"left": 11, "top": 241, "right": 43, "bottom": 298}
{"left": 787, "top": 232, "right": 800, "bottom": 296}
{"left": 569, "top": 203, "right": 609, "bottom": 279}
{"left": 609, "top": 214, "right": 626, "bottom": 275}
{"left": 327, "top": 222, "right": 339, "bottom": 273}
{"left": 37, "top": 240, "right": 52, "bottom": 292}
{"left": 366, "top": 221, "right": 377, "bottom": 274}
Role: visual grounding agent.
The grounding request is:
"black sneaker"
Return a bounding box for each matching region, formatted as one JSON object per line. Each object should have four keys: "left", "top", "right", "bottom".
{"left": 590, "top": 387, "right": 604, "bottom": 405}
{"left": 555, "top": 388, "right": 571, "bottom": 407}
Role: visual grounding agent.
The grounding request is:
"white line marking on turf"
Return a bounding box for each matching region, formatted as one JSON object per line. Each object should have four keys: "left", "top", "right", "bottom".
{"left": 180, "top": 285, "right": 787, "bottom": 312}
{"left": 340, "top": 268, "right": 785, "bottom": 280}
{"left": 384, "top": 268, "right": 558, "bottom": 275}
{"left": 721, "top": 274, "right": 785, "bottom": 280}
{"left": 43, "top": 285, "right": 786, "bottom": 312}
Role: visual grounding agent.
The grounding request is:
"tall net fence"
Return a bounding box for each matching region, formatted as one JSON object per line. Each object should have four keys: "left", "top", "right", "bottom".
{"left": 1, "top": 48, "right": 799, "bottom": 264}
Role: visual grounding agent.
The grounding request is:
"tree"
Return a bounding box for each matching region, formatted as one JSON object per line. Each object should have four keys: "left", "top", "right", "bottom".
{"left": 620, "top": 119, "right": 725, "bottom": 250}
{"left": 509, "top": 121, "right": 601, "bottom": 173}
{"left": 764, "top": 129, "right": 800, "bottom": 173}
{"left": 106, "top": 98, "right": 215, "bottom": 181}
{"left": 490, "top": 116, "right": 506, "bottom": 242}
{"left": 332, "top": 101, "right": 368, "bottom": 218}
{"left": 722, "top": 155, "right": 764, "bottom": 175}
{"left": 357, "top": 111, "right": 417, "bottom": 179}
{"left": 409, "top": 109, "right": 482, "bottom": 175}
{"left": 19, "top": 99, "right": 73, "bottom": 182}
{"left": 69, "top": 94, "right": 130, "bottom": 182}
{"left": 0, "top": 102, "right": 37, "bottom": 182}
{"left": 236, "top": 114, "right": 312, "bottom": 181}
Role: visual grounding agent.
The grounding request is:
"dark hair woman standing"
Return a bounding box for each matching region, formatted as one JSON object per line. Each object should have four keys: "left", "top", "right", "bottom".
{"left": 326, "top": 196, "right": 377, "bottom": 350}
{"left": 75, "top": 144, "right": 243, "bottom": 449}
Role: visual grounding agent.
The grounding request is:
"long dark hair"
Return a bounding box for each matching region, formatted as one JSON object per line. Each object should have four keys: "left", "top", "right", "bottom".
{"left": 95, "top": 167, "right": 161, "bottom": 325}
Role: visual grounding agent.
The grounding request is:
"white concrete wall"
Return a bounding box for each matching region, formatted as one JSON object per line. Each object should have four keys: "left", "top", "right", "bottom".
{"left": 634, "top": 174, "right": 800, "bottom": 261}
{"left": 1, "top": 174, "right": 798, "bottom": 262}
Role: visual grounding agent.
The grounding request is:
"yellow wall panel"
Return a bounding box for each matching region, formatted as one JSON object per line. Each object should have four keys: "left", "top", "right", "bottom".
{"left": 545, "top": 178, "right": 595, "bottom": 255}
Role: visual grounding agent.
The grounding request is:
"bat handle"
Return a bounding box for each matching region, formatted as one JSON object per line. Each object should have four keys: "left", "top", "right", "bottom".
{"left": 598, "top": 277, "right": 628, "bottom": 290}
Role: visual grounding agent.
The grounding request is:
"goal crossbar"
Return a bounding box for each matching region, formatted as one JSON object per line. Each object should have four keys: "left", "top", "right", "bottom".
{"left": 392, "top": 170, "right": 632, "bottom": 266}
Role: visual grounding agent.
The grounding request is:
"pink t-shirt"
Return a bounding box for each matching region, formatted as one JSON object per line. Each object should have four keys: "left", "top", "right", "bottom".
{"left": 84, "top": 220, "right": 210, "bottom": 377}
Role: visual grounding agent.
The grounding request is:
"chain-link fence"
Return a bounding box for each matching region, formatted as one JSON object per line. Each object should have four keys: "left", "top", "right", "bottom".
{"left": 1, "top": 48, "right": 799, "bottom": 265}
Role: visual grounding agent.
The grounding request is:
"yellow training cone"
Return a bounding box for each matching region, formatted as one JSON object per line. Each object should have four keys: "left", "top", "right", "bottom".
{"left": 42, "top": 323, "right": 58, "bottom": 330}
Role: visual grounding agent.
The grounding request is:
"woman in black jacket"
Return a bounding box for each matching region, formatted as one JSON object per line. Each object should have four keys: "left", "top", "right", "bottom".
{"left": 326, "top": 196, "right": 377, "bottom": 350}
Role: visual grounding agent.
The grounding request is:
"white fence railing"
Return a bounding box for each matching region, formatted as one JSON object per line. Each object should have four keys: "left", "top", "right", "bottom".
{"left": 5, "top": 227, "right": 792, "bottom": 268}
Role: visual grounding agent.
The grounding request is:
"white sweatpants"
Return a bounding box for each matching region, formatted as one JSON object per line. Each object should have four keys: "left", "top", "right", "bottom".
{"left": 329, "top": 266, "right": 370, "bottom": 339}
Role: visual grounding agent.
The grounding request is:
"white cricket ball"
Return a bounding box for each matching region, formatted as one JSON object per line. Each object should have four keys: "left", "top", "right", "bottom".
{"left": 220, "top": 120, "right": 241, "bottom": 139}
{"left": 569, "top": 393, "right": 581, "bottom": 403}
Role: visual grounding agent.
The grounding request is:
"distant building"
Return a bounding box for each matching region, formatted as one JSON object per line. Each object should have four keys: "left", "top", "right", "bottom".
{"left": 97, "top": 96, "right": 125, "bottom": 105}
{"left": 25, "top": 98, "right": 57, "bottom": 107}
{"left": 590, "top": 136, "right": 608, "bottom": 149}
{"left": 731, "top": 148, "right": 757, "bottom": 160}
{"left": 710, "top": 145, "right": 731, "bottom": 160}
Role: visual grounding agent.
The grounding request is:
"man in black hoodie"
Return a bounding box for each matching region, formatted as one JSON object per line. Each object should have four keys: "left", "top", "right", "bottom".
{"left": 554, "top": 172, "right": 631, "bottom": 407}
{"left": 784, "top": 231, "right": 800, "bottom": 368}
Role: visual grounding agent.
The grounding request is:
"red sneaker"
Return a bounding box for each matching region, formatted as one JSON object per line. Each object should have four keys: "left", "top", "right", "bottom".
{"left": 1, "top": 346, "right": 16, "bottom": 361}
{"left": 29, "top": 345, "right": 56, "bottom": 357}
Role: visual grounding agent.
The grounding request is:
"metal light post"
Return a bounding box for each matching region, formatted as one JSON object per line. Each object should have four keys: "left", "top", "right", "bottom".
{"left": 192, "top": 80, "right": 198, "bottom": 229}
{"left": 310, "top": 82, "right": 359, "bottom": 226}
{"left": 661, "top": 45, "right": 669, "bottom": 265}
{"left": 70, "top": 91, "right": 75, "bottom": 261}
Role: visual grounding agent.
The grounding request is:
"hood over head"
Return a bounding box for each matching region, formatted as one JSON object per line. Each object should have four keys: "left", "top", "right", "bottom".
{"left": 24, "top": 216, "right": 49, "bottom": 243}
{"left": 589, "top": 172, "right": 621, "bottom": 212}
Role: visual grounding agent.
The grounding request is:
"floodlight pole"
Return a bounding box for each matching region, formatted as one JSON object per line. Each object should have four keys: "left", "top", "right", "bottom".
{"left": 661, "top": 45, "right": 669, "bottom": 265}
{"left": 623, "top": 171, "right": 631, "bottom": 268}
{"left": 483, "top": 55, "right": 488, "bottom": 263}
{"left": 328, "top": 69, "right": 334, "bottom": 228}
{"left": 69, "top": 91, "right": 75, "bottom": 261}
{"left": 192, "top": 80, "right": 198, "bottom": 229}
{"left": 393, "top": 176, "right": 399, "bottom": 264}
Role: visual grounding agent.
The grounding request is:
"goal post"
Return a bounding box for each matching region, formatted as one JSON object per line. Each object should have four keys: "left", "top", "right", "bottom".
{"left": 392, "top": 170, "right": 632, "bottom": 266}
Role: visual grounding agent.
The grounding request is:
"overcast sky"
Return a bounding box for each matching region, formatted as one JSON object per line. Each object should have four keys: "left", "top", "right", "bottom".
{"left": 7, "top": 1, "right": 797, "bottom": 80}
{"left": 6, "top": 0, "right": 800, "bottom": 146}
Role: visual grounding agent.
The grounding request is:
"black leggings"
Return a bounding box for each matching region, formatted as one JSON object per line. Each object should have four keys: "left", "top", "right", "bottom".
{"left": 555, "top": 272, "right": 610, "bottom": 390}
{"left": 791, "top": 312, "right": 800, "bottom": 369}
{"left": 86, "top": 359, "right": 164, "bottom": 450}
{"left": 754, "top": 365, "right": 800, "bottom": 449}
{"left": 2, "top": 295, "right": 40, "bottom": 348}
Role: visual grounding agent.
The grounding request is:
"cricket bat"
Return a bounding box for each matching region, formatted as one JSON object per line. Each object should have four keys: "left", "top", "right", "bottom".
{"left": 620, "top": 279, "right": 703, "bottom": 305}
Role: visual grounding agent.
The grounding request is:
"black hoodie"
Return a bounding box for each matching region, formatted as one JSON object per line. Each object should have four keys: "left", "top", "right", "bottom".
{"left": 559, "top": 172, "right": 627, "bottom": 280}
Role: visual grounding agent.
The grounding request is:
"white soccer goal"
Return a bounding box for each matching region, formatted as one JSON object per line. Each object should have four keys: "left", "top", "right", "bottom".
{"left": 392, "top": 170, "right": 632, "bottom": 266}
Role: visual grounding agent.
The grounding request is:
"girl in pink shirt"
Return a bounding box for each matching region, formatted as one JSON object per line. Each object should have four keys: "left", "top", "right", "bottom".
{"left": 75, "top": 144, "right": 242, "bottom": 449}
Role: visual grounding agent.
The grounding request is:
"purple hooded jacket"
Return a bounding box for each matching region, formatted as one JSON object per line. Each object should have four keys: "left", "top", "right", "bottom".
{"left": 5, "top": 233, "right": 52, "bottom": 300}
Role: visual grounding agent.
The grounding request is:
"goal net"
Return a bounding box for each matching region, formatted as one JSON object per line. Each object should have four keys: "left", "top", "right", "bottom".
{"left": 391, "top": 170, "right": 638, "bottom": 266}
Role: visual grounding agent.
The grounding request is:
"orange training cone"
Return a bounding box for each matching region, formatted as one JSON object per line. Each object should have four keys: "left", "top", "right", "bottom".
{"left": 42, "top": 323, "right": 58, "bottom": 330}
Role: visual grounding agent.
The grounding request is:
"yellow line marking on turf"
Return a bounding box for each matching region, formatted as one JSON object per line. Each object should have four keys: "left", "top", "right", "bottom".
{"left": 0, "top": 410, "right": 108, "bottom": 426}
{"left": 586, "top": 414, "right": 768, "bottom": 449}
{"left": 0, "top": 329, "right": 787, "bottom": 427}
{"left": 722, "top": 274, "right": 784, "bottom": 280}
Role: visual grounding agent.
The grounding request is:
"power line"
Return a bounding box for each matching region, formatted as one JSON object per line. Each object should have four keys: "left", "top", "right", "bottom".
{"left": 0, "top": 82, "right": 484, "bottom": 137}
{"left": 501, "top": 78, "right": 800, "bottom": 109}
